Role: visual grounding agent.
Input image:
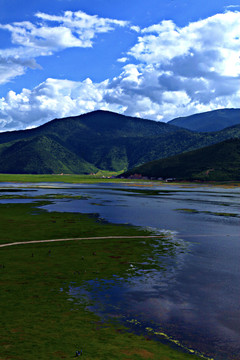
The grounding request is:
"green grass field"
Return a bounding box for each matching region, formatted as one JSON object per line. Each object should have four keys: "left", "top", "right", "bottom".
{"left": 0, "top": 173, "right": 239, "bottom": 188}
{"left": 0, "top": 172, "right": 127, "bottom": 184}
{"left": 0, "top": 197, "right": 211, "bottom": 359}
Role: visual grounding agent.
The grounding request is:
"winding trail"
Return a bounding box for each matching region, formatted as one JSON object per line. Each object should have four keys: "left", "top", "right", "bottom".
{"left": 0, "top": 235, "right": 158, "bottom": 248}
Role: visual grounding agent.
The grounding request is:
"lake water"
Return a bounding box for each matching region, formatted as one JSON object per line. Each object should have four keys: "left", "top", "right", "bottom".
{"left": 1, "top": 182, "right": 240, "bottom": 360}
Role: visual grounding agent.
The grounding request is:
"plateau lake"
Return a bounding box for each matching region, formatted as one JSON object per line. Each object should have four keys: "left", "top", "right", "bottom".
{"left": 1, "top": 182, "right": 239, "bottom": 360}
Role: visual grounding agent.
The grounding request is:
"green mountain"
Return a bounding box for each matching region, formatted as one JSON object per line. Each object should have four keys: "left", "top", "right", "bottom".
{"left": 168, "top": 108, "right": 240, "bottom": 132}
{"left": 0, "top": 110, "right": 240, "bottom": 174}
{"left": 123, "top": 138, "right": 240, "bottom": 181}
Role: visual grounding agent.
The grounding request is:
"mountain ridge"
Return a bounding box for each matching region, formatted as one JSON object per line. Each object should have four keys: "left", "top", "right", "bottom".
{"left": 168, "top": 108, "right": 240, "bottom": 132}
{"left": 0, "top": 109, "right": 240, "bottom": 174}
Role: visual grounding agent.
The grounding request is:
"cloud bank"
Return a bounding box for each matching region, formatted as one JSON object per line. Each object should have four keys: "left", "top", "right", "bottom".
{"left": 0, "top": 10, "right": 240, "bottom": 130}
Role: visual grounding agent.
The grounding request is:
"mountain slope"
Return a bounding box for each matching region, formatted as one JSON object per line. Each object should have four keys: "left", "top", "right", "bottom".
{"left": 123, "top": 138, "right": 240, "bottom": 181}
{"left": 0, "top": 135, "right": 98, "bottom": 174}
{"left": 168, "top": 108, "right": 240, "bottom": 132}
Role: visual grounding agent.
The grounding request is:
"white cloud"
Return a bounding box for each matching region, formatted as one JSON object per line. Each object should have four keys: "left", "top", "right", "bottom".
{"left": 117, "top": 57, "right": 128, "bottom": 63}
{"left": 1, "top": 11, "right": 128, "bottom": 51}
{"left": 130, "top": 25, "right": 141, "bottom": 33}
{"left": 36, "top": 10, "right": 127, "bottom": 30}
{"left": 0, "top": 10, "right": 128, "bottom": 85}
{"left": 128, "top": 12, "right": 240, "bottom": 76}
{"left": 0, "top": 53, "right": 41, "bottom": 85}
{"left": 112, "top": 11, "right": 240, "bottom": 117}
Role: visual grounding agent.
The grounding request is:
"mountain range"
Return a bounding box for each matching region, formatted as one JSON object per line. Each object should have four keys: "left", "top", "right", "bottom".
{"left": 0, "top": 109, "right": 239, "bottom": 176}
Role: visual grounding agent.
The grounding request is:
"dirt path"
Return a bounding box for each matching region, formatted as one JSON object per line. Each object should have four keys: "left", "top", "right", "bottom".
{"left": 0, "top": 235, "right": 158, "bottom": 248}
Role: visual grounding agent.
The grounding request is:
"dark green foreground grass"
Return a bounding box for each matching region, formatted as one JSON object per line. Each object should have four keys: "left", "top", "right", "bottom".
{"left": 0, "top": 202, "right": 204, "bottom": 360}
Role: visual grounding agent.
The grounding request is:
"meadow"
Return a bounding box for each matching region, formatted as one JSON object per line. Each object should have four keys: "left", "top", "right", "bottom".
{"left": 0, "top": 172, "right": 126, "bottom": 184}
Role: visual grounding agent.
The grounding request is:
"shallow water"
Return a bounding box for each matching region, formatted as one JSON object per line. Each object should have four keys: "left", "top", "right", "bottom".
{"left": 1, "top": 182, "right": 240, "bottom": 359}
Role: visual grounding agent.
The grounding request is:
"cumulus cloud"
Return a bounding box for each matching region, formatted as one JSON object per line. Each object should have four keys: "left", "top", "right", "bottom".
{"left": 0, "top": 11, "right": 240, "bottom": 130}
{"left": 104, "top": 62, "right": 240, "bottom": 121}
{"left": 110, "top": 11, "right": 240, "bottom": 117}
{"left": 128, "top": 12, "right": 240, "bottom": 74}
{"left": 0, "top": 77, "right": 127, "bottom": 131}
{"left": 0, "top": 10, "right": 128, "bottom": 85}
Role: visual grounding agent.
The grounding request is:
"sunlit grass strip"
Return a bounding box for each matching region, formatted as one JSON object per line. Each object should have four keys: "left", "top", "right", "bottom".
{"left": 0, "top": 173, "right": 129, "bottom": 184}
{"left": 0, "top": 173, "right": 239, "bottom": 187}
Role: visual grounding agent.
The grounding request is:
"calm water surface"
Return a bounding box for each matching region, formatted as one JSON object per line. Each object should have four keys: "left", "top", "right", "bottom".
{"left": 1, "top": 182, "right": 240, "bottom": 359}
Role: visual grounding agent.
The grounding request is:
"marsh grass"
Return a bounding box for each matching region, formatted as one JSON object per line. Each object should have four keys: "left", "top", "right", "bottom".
{"left": 0, "top": 194, "right": 90, "bottom": 200}
{"left": 0, "top": 202, "right": 153, "bottom": 245}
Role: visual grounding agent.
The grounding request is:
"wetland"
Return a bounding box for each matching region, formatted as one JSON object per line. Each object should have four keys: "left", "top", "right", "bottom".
{"left": 0, "top": 182, "right": 239, "bottom": 360}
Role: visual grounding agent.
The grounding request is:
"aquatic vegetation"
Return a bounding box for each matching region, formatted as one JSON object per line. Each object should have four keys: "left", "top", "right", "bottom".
{"left": 0, "top": 193, "right": 90, "bottom": 200}
{"left": 176, "top": 208, "right": 199, "bottom": 213}
{"left": 176, "top": 208, "right": 239, "bottom": 218}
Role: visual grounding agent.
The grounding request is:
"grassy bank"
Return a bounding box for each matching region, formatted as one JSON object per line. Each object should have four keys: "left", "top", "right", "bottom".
{"left": 0, "top": 200, "right": 206, "bottom": 360}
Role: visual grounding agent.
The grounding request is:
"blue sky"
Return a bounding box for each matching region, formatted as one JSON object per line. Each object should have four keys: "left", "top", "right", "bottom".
{"left": 0, "top": 0, "right": 240, "bottom": 131}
